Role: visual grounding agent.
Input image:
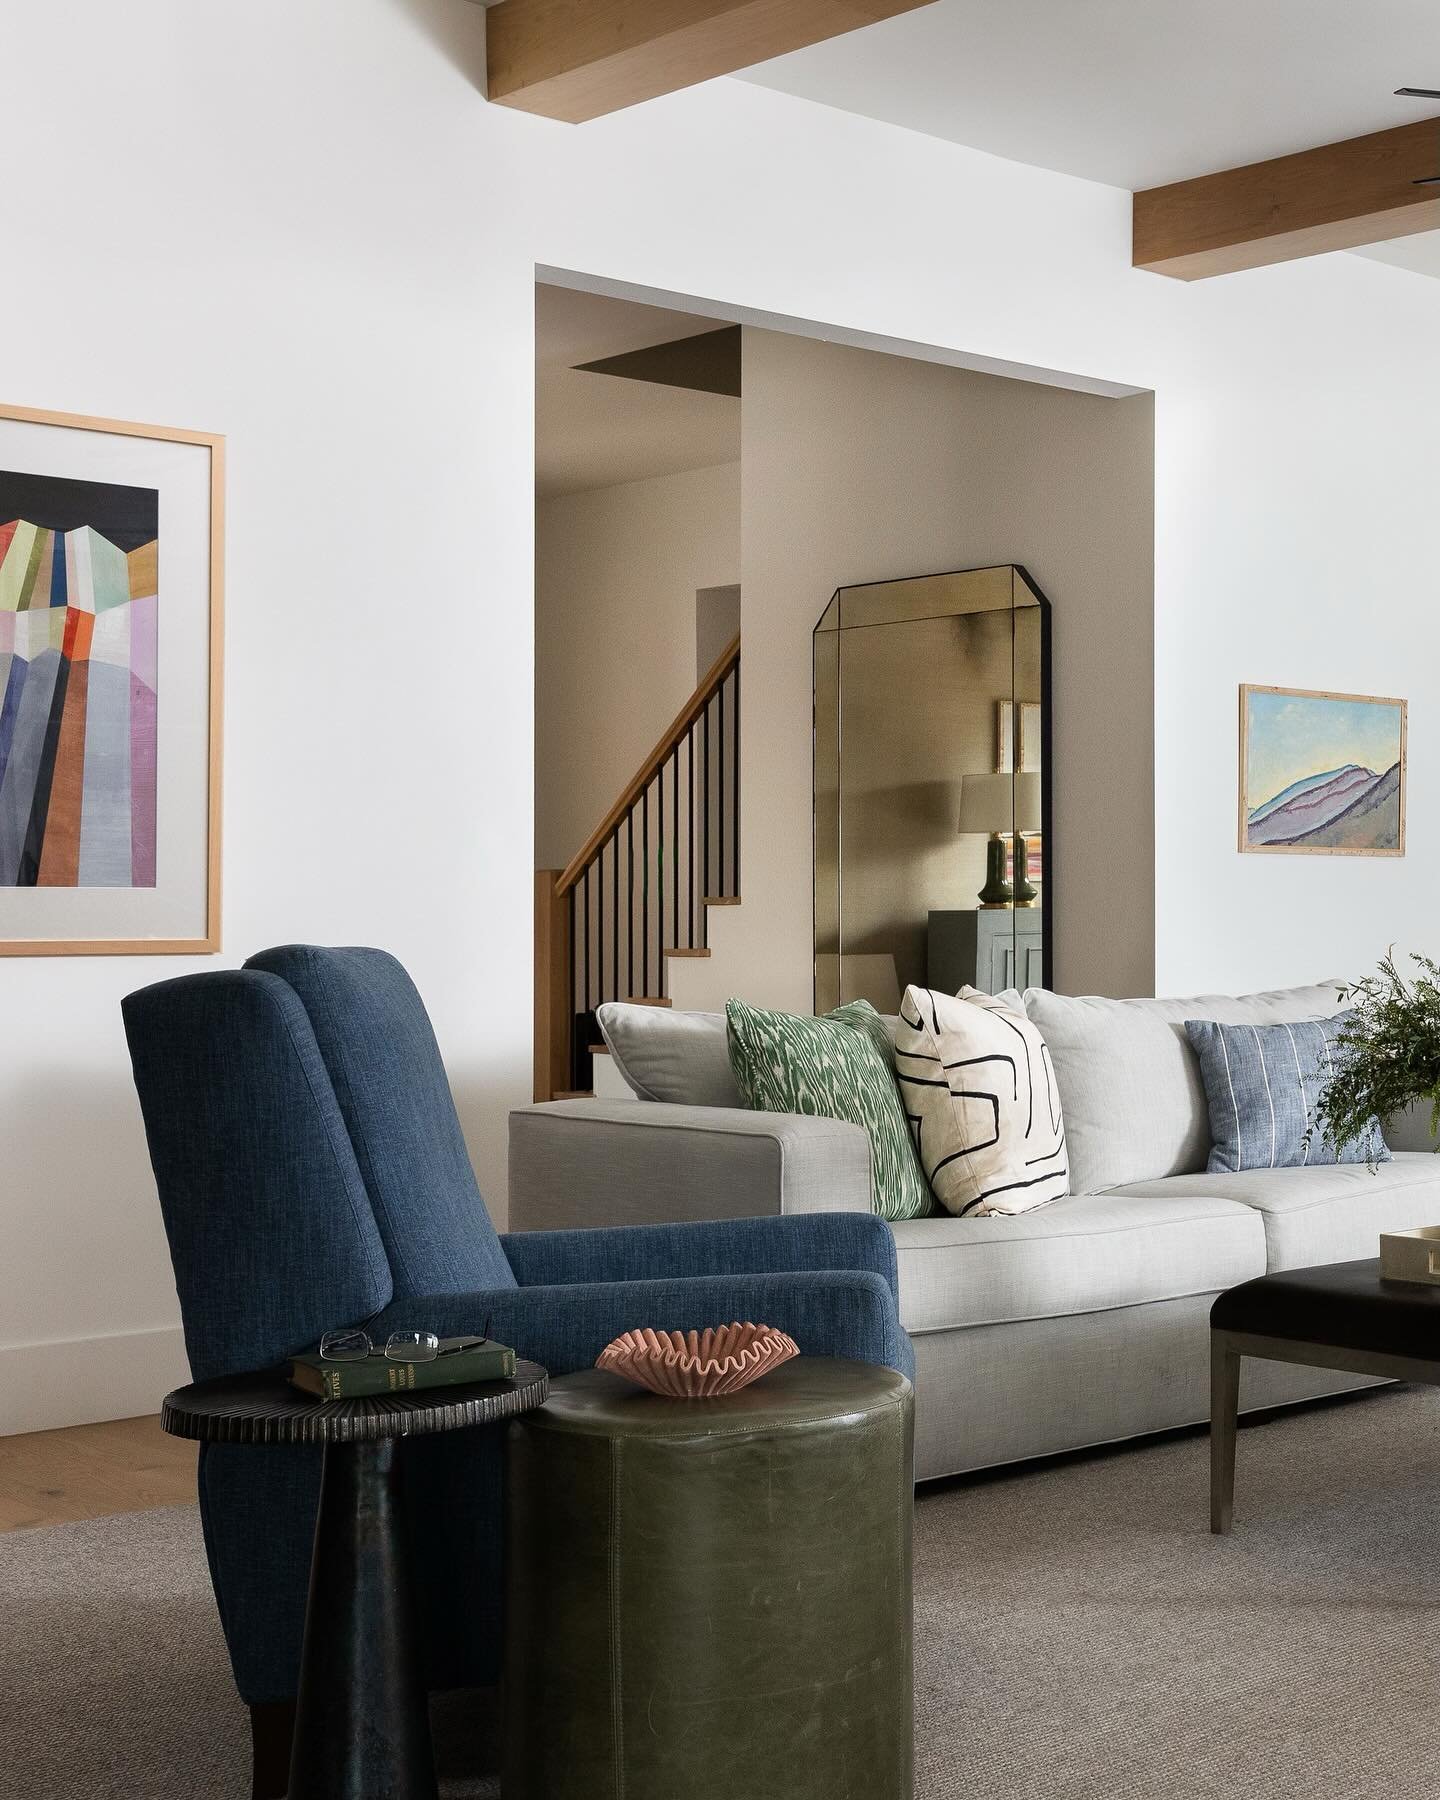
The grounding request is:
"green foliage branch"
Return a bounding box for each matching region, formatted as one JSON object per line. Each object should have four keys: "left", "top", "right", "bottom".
{"left": 1311, "top": 951, "right": 1440, "bottom": 1160}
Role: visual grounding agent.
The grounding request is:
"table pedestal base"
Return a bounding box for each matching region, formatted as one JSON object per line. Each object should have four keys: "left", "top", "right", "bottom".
{"left": 288, "top": 1438, "right": 437, "bottom": 1800}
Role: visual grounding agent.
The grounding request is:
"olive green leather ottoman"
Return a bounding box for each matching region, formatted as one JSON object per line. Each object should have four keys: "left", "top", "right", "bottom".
{"left": 503, "top": 1356, "right": 914, "bottom": 1800}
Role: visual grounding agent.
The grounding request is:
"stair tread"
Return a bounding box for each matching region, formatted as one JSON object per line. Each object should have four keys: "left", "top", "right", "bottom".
{"left": 703, "top": 895, "right": 742, "bottom": 905}
{"left": 665, "top": 947, "right": 712, "bottom": 957}
{"left": 622, "top": 996, "right": 672, "bottom": 1007}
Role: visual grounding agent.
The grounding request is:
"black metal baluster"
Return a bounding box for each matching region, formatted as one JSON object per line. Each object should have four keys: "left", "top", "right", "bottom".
{"left": 578, "top": 873, "right": 586, "bottom": 1015}
{"left": 596, "top": 857, "right": 604, "bottom": 1010}
{"left": 718, "top": 678, "right": 726, "bottom": 904}
{"left": 568, "top": 882, "right": 578, "bottom": 1092}
{"left": 703, "top": 697, "right": 711, "bottom": 921}
{"left": 642, "top": 780, "right": 650, "bottom": 999}
{"left": 733, "top": 663, "right": 741, "bottom": 894}
{"left": 626, "top": 810, "right": 635, "bottom": 1007}
{"left": 687, "top": 730, "right": 696, "bottom": 949}
{"left": 670, "top": 748, "right": 679, "bottom": 969}
{"left": 611, "top": 827, "right": 619, "bottom": 1002}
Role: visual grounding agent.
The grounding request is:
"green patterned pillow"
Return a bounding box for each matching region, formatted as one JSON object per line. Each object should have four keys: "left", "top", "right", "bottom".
{"left": 725, "top": 997, "right": 933, "bottom": 1221}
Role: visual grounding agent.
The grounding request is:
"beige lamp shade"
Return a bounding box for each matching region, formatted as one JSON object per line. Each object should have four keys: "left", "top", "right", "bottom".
{"left": 958, "top": 771, "right": 1041, "bottom": 836}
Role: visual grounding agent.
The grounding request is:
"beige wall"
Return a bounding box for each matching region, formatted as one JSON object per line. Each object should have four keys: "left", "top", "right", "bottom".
{"left": 535, "top": 461, "right": 740, "bottom": 870}
{"left": 686, "top": 330, "right": 1153, "bottom": 1012}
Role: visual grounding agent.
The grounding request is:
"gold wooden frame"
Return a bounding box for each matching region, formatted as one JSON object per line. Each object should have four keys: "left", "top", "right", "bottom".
{"left": 0, "top": 402, "right": 224, "bottom": 954}
{"left": 1238, "top": 682, "right": 1406, "bottom": 858}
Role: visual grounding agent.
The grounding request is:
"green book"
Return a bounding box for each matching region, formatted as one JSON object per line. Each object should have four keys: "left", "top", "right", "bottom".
{"left": 288, "top": 1339, "right": 517, "bottom": 1400}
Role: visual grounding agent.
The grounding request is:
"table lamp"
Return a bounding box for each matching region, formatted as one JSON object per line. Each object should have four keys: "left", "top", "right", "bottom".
{"left": 958, "top": 772, "right": 1042, "bottom": 909}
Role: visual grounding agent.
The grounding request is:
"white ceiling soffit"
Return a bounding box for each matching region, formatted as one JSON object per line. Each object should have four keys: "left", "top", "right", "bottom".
{"left": 536, "top": 283, "right": 739, "bottom": 501}
{"left": 1351, "top": 232, "right": 1440, "bottom": 278}
{"left": 737, "top": 0, "right": 1440, "bottom": 190}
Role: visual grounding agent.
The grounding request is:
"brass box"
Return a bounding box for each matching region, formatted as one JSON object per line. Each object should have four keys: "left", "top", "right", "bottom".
{"left": 1379, "top": 1225, "right": 1440, "bottom": 1286}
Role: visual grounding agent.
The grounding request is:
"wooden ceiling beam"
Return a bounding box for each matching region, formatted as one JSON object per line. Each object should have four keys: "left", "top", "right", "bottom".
{"left": 1134, "top": 117, "right": 1440, "bottom": 280}
{"left": 484, "top": 0, "right": 938, "bottom": 124}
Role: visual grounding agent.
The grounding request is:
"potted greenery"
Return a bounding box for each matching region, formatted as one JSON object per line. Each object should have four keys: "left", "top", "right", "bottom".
{"left": 1312, "top": 951, "right": 1440, "bottom": 1159}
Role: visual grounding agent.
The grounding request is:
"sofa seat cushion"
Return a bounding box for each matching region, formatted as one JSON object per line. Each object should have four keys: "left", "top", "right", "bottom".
{"left": 889, "top": 1191, "right": 1264, "bottom": 1335}
{"left": 1110, "top": 1152, "right": 1440, "bottom": 1272}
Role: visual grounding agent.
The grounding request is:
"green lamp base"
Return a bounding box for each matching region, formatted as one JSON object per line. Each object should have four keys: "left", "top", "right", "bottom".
{"left": 977, "top": 833, "right": 1013, "bottom": 909}
{"left": 1013, "top": 833, "right": 1038, "bottom": 908}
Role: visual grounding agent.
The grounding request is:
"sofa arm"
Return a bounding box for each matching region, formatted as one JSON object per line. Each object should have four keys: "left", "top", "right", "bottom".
{"left": 508, "top": 1100, "right": 874, "bottom": 1232}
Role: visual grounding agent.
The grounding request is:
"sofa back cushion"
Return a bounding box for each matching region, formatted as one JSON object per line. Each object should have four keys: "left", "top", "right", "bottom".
{"left": 598, "top": 1000, "right": 921, "bottom": 1109}
{"left": 597, "top": 1003, "right": 745, "bottom": 1107}
{"left": 1024, "top": 980, "right": 1346, "bottom": 1194}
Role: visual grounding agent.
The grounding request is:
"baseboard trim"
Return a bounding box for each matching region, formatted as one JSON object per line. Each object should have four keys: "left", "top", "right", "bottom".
{"left": 0, "top": 1327, "right": 191, "bottom": 1435}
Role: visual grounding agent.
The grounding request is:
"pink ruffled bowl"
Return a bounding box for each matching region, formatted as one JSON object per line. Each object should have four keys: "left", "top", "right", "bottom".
{"left": 595, "top": 1322, "right": 799, "bottom": 1398}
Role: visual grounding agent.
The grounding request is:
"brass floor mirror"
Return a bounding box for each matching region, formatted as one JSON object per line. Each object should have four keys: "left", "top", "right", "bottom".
{"left": 814, "top": 564, "right": 1052, "bottom": 1014}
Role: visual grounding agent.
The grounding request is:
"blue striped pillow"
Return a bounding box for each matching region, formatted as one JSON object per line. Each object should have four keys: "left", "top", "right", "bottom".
{"left": 1184, "top": 1014, "right": 1390, "bottom": 1174}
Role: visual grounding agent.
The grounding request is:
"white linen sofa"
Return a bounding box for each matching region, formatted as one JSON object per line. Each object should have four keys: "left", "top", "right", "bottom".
{"left": 509, "top": 981, "right": 1440, "bottom": 1482}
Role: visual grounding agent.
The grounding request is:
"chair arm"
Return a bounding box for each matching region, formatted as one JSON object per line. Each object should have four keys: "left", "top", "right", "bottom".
{"left": 500, "top": 1213, "right": 899, "bottom": 1307}
{"left": 508, "top": 1100, "right": 873, "bottom": 1231}
{"left": 371, "top": 1269, "right": 913, "bottom": 1382}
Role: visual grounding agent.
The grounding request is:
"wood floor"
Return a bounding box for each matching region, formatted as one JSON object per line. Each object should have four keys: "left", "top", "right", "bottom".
{"left": 0, "top": 1414, "right": 196, "bottom": 1532}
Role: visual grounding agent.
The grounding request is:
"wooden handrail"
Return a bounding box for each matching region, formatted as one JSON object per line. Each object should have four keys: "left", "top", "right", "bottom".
{"left": 557, "top": 633, "right": 740, "bottom": 894}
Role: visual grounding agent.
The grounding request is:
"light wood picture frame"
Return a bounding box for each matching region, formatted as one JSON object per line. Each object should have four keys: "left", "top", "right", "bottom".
{"left": 0, "top": 403, "right": 224, "bottom": 953}
{"left": 1019, "top": 701, "right": 1041, "bottom": 774}
{"left": 995, "top": 699, "right": 1014, "bottom": 774}
{"left": 1238, "top": 683, "right": 1405, "bottom": 858}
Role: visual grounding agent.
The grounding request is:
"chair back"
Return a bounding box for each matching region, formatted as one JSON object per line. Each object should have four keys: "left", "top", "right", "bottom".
{"left": 125, "top": 947, "right": 516, "bottom": 1381}
{"left": 123, "top": 969, "right": 394, "bottom": 1381}
{"left": 244, "top": 946, "right": 516, "bottom": 1299}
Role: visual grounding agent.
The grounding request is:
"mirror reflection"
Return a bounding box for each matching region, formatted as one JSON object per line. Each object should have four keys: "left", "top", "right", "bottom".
{"left": 814, "top": 565, "right": 1051, "bottom": 1014}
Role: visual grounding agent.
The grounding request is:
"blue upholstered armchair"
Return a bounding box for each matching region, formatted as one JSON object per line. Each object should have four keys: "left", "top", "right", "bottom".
{"left": 123, "top": 946, "right": 911, "bottom": 1795}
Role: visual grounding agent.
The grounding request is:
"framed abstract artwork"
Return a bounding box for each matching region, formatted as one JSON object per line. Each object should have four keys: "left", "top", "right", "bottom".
{"left": 994, "top": 700, "right": 1041, "bottom": 775}
{"left": 0, "top": 404, "right": 223, "bottom": 953}
{"left": 1239, "top": 684, "right": 1405, "bottom": 857}
{"left": 995, "top": 699, "right": 1013, "bottom": 773}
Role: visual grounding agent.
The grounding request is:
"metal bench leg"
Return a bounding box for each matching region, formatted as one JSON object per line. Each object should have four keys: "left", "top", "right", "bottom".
{"left": 1210, "top": 1331, "right": 1241, "bottom": 1535}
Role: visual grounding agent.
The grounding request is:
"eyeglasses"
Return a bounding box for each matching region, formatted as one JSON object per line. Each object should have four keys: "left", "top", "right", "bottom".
{"left": 320, "top": 1328, "right": 441, "bottom": 1364}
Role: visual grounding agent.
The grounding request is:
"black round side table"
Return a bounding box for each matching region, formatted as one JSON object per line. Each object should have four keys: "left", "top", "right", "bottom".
{"left": 163, "top": 1362, "right": 548, "bottom": 1800}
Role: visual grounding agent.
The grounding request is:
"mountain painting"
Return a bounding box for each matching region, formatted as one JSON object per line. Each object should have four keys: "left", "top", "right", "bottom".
{"left": 1240, "top": 686, "right": 1405, "bottom": 857}
{"left": 0, "top": 469, "right": 158, "bottom": 887}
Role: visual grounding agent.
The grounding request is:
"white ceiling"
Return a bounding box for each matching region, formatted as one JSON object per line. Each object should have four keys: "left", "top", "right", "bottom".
{"left": 738, "top": 0, "right": 1440, "bottom": 277}
{"left": 536, "top": 285, "right": 739, "bottom": 500}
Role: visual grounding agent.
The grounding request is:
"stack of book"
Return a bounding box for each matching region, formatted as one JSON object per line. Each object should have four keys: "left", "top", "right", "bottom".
{"left": 288, "top": 1337, "right": 517, "bottom": 1401}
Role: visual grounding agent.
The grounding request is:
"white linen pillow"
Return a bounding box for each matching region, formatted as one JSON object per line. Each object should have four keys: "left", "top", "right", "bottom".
{"left": 893, "top": 985, "right": 1069, "bottom": 1216}
{"left": 595, "top": 1003, "right": 743, "bottom": 1107}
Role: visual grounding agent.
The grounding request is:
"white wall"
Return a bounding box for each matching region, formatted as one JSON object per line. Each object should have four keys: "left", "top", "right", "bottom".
{"left": 536, "top": 462, "right": 739, "bottom": 870}
{"left": 3, "top": 0, "right": 1437, "bottom": 1429}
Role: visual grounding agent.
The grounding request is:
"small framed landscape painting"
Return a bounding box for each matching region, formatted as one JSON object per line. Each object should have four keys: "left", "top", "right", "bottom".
{"left": 1239, "top": 684, "right": 1405, "bottom": 857}
{"left": 0, "top": 403, "right": 223, "bottom": 953}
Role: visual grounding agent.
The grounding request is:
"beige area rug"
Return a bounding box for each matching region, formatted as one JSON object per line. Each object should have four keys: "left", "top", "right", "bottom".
{"left": 4, "top": 1386, "right": 1440, "bottom": 1798}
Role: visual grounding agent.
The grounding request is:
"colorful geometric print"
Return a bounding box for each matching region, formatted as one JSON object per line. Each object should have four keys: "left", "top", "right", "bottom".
{"left": 0, "top": 509, "right": 158, "bottom": 888}
{"left": 725, "top": 997, "right": 935, "bottom": 1221}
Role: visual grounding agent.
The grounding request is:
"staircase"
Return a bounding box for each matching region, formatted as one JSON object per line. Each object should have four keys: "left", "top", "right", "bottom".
{"left": 534, "top": 636, "right": 741, "bottom": 1099}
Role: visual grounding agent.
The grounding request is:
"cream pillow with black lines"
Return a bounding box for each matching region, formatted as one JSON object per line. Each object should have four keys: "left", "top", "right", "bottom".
{"left": 894, "top": 986, "right": 1068, "bottom": 1216}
